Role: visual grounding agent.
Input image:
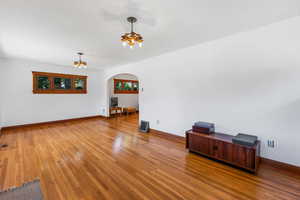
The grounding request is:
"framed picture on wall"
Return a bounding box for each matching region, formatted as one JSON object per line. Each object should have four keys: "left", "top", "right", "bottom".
{"left": 114, "top": 79, "right": 139, "bottom": 94}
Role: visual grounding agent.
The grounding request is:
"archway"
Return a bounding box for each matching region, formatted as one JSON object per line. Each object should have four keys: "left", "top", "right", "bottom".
{"left": 106, "top": 73, "right": 139, "bottom": 122}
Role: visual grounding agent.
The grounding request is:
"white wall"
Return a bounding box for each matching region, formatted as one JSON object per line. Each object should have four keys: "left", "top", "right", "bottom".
{"left": 108, "top": 74, "right": 139, "bottom": 109}
{"left": 0, "top": 58, "right": 104, "bottom": 127}
{"left": 102, "top": 17, "right": 300, "bottom": 166}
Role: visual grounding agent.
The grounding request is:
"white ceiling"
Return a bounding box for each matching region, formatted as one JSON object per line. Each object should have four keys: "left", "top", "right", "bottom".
{"left": 0, "top": 0, "right": 300, "bottom": 69}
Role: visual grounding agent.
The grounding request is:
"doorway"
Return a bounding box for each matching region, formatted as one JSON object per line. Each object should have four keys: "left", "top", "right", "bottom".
{"left": 107, "top": 73, "right": 139, "bottom": 122}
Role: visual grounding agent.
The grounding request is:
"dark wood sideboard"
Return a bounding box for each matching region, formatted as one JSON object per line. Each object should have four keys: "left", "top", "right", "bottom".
{"left": 186, "top": 130, "right": 261, "bottom": 173}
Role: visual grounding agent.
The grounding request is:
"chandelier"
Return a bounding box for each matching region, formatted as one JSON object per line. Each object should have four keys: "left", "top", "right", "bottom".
{"left": 73, "top": 52, "right": 87, "bottom": 68}
{"left": 121, "top": 17, "right": 143, "bottom": 49}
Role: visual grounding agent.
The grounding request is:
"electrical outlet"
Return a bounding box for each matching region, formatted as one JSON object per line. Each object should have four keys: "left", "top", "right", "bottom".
{"left": 156, "top": 120, "right": 160, "bottom": 125}
{"left": 267, "top": 140, "right": 276, "bottom": 148}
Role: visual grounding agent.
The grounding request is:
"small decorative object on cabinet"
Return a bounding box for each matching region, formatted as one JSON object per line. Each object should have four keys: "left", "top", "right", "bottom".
{"left": 186, "top": 130, "right": 260, "bottom": 173}
{"left": 232, "top": 133, "right": 258, "bottom": 147}
{"left": 192, "top": 121, "right": 215, "bottom": 134}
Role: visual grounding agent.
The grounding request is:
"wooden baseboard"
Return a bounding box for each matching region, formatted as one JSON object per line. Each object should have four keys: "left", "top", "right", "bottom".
{"left": 149, "top": 128, "right": 185, "bottom": 144}
{"left": 261, "top": 157, "right": 300, "bottom": 174}
{"left": 1, "top": 115, "right": 107, "bottom": 130}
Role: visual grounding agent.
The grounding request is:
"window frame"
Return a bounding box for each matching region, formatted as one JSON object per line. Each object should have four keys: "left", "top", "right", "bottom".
{"left": 114, "top": 79, "right": 139, "bottom": 94}
{"left": 32, "top": 71, "right": 87, "bottom": 94}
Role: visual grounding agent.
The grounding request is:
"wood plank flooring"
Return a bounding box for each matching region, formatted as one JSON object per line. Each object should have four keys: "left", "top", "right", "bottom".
{"left": 0, "top": 114, "right": 299, "bottom": 200}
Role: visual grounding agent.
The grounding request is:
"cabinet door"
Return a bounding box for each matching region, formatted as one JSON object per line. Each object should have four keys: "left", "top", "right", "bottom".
{"left": 189, "top": 134, "right": 210, "bottom": 155}
{"left": 209, "top": 140, "right": 224, "bottom": 159}
{"left": 233, "top": 145, "right": 255, "bottom": 169}
{"left": 223, "top": 142, "right": 233, "bottom": 162}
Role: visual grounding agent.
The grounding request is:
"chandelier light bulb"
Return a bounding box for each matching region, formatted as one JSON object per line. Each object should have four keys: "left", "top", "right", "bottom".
{"left": 139, "top": 42, "right": 143, "bottom": 48}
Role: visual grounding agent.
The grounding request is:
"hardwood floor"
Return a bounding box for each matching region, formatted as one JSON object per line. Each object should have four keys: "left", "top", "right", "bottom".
{"left": 0, "top": 114, "right": 299, "bottom": 200}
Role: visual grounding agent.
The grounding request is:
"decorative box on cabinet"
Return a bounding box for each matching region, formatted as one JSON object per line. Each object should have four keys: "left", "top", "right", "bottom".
{"left": 186, "top": 130, "right": 260, "bottom": 173}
